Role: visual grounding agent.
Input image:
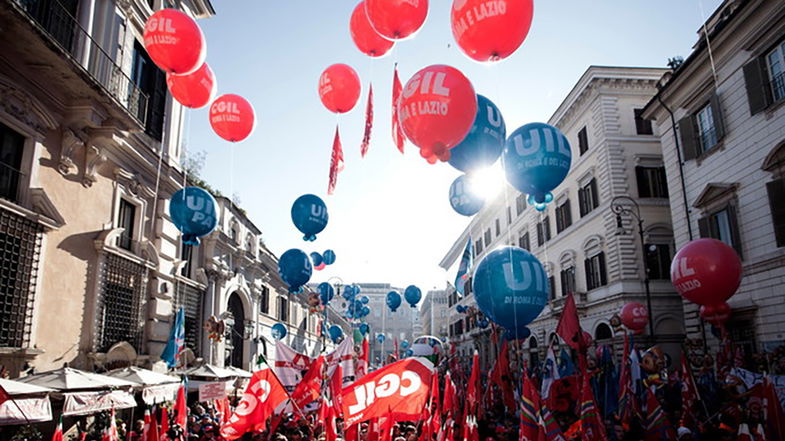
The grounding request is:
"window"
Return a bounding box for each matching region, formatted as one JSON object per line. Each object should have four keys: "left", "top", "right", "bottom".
{"left": 518, "top": 232, "right": 530, "bottom": 251}
{"left": 679, "top": 94, "right": 725, "bottom": 160}
{"left": 634, "top": 109, "right": 653, "bottom": 135}
{"left": 131, "top": 41, "right": 167, "bottom": 140}
{"left": 636, "top": 166, "right": 669, "bottom": 198}
{"left": 474, "top": 239, "right": 483, "bottom": 256}
{"left": 0, "top": 122, "right": 25, "bottom": 203}
{"left": 260, "top": 286, "right": 270, "bottom": 314}
{"left": 696, "top": 104, "right": 718, "bottom": 153}
{"left": 180, "top": 244, "right": 194, "bottom": 278}
{"left": 117, "top": 199, "right": 136, "bottom": 251}
{"left": 516, "top": 193, "right": 527, "bottom": 216}
{"left": 767, "top": 177, "right": 785, "bottom": 247}
{"left": 484, "top": 229, "right": 492, "bottom": 248}
{"left": 97, "top": 254, "right": 147, "bottom": 352}
{"left": 495, "top": 219, "right": 501, "bottom": 237}
{"left": 548, "top": 276, "right": 556, "bottom": 301}
{"left": 174, "top": 283, "right": 204, "bottom": 355}
{"left": 578, "top": 178, "right": 599, "bottom": 216}
{"left": 766, "top": 42, "right": 785, "bottom": 102}
{"left": 698, "top": 206, "right": 743, "bottom": 258}
{"left": 555, "top": 199, "right": 572, "bottom": 233}
{"left": 584, "top": 252, "right": 607, "bottom": 291}
{"left": 560, "top": 267, "right": 576, "bottom": 297}
{"left": 536, "top": 217, "right": 551, "bottom": 246}
{"left": 507, "top": 207, "right": 512, "bottom": 225}
{"left": 645, "top": 244, "right": 671, "bottom": 280}
{"left": 595, "top": 323, "right": 613, "bottom": 341}
{"left": 578, "top": 127, "right": 588, "bottom": 155}
{"left": 277, "top": 296, "right": 289, "bottom": 322}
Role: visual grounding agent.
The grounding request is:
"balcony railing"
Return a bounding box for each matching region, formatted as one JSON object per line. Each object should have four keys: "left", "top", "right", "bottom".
{"left": 11, "top": 0, "right": 148, "bottom": 124}
{"left": 0, "top": 162, "right": 24, "bottom": 203}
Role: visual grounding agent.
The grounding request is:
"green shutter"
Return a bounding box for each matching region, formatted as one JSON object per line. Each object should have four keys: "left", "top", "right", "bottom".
{"left": 743, "top": 57, "right": 772, "bottom": 116}
{"left": 767, "top": 178, "right": 785, "bottom": 247}
{"left": 679, "top": 115, "right": 699, "bottom": 161}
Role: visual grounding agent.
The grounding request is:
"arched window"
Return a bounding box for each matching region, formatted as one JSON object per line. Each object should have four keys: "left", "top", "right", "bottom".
{"left": 595, "top": 323, "right": 613, "bottom": 341}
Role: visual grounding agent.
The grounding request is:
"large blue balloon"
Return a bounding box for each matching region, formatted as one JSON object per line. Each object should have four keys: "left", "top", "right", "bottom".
{"left": 404, "top": 285, "right": 422, "bottom": 308}
{"left": 449, "top": 175, "right": 484, "bottom": 216}
{"left": 278, "top": 249, "right": 312, "bottom": 292}
{"left": 310, "top": 252, "right": 324, "bottom": 267}
{"left": 328, "top": 325, "right": 343, "bottom": 343}
{"left": 291, "top": 194, "right": 328, "bottom": 241}
{"left": 318, "top": 282, "right": 334, "bottom": 305}
{"left": 386, "top": 291, "right": 402, "bottom": 312}
{"left": 472, "top": 246, "right": 549, "bottom": 331}
{"left": 169, "top": 187, "right": 218, "bottom": 245}
{"left": 323, "top": 249, "right": 336, "bottom": 265}
{"left": 271, "top": 323, "right": 287, "bottom": 340}
{"left": 503, "top": 122, "right": 572, "bottom": 203}
{"left": 505, "top": 327, "right": 531, "bottom": 341}
{"left": 359, "top": 323, "right": 370, "bottom": 336}
{"left": 448, "top": 95, "right": 506, "bottom": 173}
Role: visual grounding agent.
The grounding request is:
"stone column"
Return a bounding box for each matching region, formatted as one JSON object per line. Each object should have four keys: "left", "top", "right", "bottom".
{"left": 77, "top": 0, "right": 97, "bottom": 67}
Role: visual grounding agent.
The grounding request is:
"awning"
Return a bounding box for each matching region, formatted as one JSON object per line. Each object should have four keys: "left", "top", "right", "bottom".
{"left": 141, "top": 383, "right": 181, "bottom": 405}
{"left": 16, "top": 367, "right": 136, "bottom": 391}
{"left": 0, "top": 397, "right": 52, "bottom": 425}
{"left": 224, "top": 366, "right": 253, "bottom": 378}
{"left": 105, "top": 367, "right": 181, "bottom": 405}
{"left": 0, "top": 378, "right": 54, "bottom": 395}
{"left": 62, "top": 390, "right": 137, "bottom": 416}
{"left": 182, "top": 364, "right": 237, "bottom": 379}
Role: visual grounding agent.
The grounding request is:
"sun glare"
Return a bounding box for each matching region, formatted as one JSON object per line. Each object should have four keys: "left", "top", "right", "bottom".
{"left": 467, "top": 165, "right": 504, "bottom": 201}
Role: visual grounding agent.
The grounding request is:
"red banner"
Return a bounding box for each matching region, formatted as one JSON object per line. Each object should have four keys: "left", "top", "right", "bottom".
{"left": 342, "top": 357, "right": 434, "bottom": 426}
{"left": 221, "top": 367, "right": 290, "bottom": 440}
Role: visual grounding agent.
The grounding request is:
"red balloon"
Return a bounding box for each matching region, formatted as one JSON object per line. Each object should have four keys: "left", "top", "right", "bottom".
{"left": 451, "top": 0, "right": 534, "bottom": 62}
{"left": 166, "top": 63, "right": 216, "bottom": 109}
{"left": 350, "top": 1, "right": 395, "bottom": 57}
{"left": 143, "top": 9, "right": 206, "bottom": 75}
{"left": 700, "top": 302, "right": 732, "bottom": 326}
{"left": 318, "top": 64, "right": 362, "bottom": 114}
{"left": 365, "top": 0, "right": 429, "bottom": 40}
{"left": 398, "top": 65, "right": 477, "bottom": 162}
{"left": 670, "top": 238, "right": 742, "bottom": 306}
{"left": 314, "top": 263, "right": 327, "bottom": 271}
{"left": 620, "top": 302, "right": 649, "bottom": 331}
{"left": 209, "top": 94, "right": 256, "bottom": 143}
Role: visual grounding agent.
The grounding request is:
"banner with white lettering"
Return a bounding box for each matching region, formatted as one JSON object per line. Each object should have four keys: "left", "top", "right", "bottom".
{"left": 221, "top": 366, "right": 290, "bottom": 440}
{"left": 274, "top": 342, "right": 312, "bottom": 393}
{"left": 729, "top": 367, "right": 785, "bottom": 410}
{"left": 342, "top": 357, "right": 434, "bottom": 426}
{"left": 326, "top": 337, "right": 356, "bottom": 385}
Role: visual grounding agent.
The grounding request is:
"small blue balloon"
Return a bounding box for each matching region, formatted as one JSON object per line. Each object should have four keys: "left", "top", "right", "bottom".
{"left": 478, "top": 318, "right": 489, "bottom": 329}
{"left": 472, "top": 246, "right": 549, "bottom": 332}
{"left": 359, "top": 323, "right": 370, "bottom": 335}
{"left": 449, "top": 174, "right": 484, "bottom": 216}
{"left": 170, "top": 187, "right": 218, "bottom": 245}
{"left": 361, "top": 306, "right": 370, "bottom": 317}
{"left": 404, "top": 285, "right": 422, "bottom": 308}
{"left": 456, "top": 305, "right": 465, "bottom": 313}
{"left": 386, "top": 291, "right": 402, "bottom": 312}
{"left": 318, "top": 282, "right": 334, "bottom": 305}
{"left": 535, "top": 203, "right": 547, "bottom": 212}
{"left": 404, "top": 349, "right": 414, "bottom": 357}
{"left": 505, "top": 327, "right": 532, "bottom": 341}
{"left": 278, "top": 249, "right": 312, "bottom": 293}
{"left": 271, "top": 323, "right": 287, "bottom": 340}
{"left": 448, "top": 95, "right": 506, "bottom": 173}
{"left": 360, "top": 296, "right": 369, "bottom": 305}
{"left": 401, "top": 340, "right": 410, "bottom": 350}
{"left": 328, "top": 325, "right": 343, "bottom": 343}
{"left": 377, "top": 333, "right": 385, "bottom": 343}
{"left": 291, "top": 194, "right": 328, "bottom": 241}
{"left": 310, "top": 252, "right": 324, "bottom": 267}
{"left": 503, "top": 122, "right": 572, "bottom": 201}
{"left": 323, "top": 249, "right": 336, "bottom": 265}
{"left": 544, "top": 192, "right": 554, "bottom": 203}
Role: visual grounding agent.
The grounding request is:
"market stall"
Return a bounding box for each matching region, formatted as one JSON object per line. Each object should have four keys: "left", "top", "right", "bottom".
{"left": 0, "top": 378, "right": 54, "bottom": 425}
{"left": 106, "top": 366, "right": 181, "bottom": 405}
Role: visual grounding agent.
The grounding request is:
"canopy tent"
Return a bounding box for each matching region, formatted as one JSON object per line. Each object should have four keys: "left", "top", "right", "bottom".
{"left": 0, "top": 378, "right": 53, "bottom": 426}
{"left": 182, "top": 364, "right": 237, "bottom": 379}
{"left": 106, "top": 367, "right": 181, "bottom": 405}
{"left": 224, "top": 366, "right": 253, "bottom": 378}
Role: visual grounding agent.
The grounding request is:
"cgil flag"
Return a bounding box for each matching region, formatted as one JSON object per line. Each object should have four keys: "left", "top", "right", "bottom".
{"left": 221, "top": 366, "right": 291, "bottom": 440}
{"left": 161, "top": 308, "right": 185, "bottom": 368}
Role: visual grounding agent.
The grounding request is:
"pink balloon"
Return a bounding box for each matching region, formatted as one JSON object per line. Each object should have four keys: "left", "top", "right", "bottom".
{"left": 620, "top": 302, "right": 648, "bottom": 331}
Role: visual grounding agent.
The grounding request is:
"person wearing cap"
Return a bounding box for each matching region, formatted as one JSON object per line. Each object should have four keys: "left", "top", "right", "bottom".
{"left": 676, "top": 427, "right": 693, "bottom": 441}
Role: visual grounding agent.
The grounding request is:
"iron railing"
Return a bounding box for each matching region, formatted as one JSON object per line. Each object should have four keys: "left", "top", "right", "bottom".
{"left": 96, "top": 253, "right": 147, "bottom": 353}
{"left": 0, "top": 162, "right": 24, "bottom": 203}
{"left": 12, "top": 0, "right": 149, "bottom": 124}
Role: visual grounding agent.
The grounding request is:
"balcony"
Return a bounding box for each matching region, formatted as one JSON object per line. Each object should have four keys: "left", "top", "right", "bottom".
{"left": 0, "top": 162, "right": 24, "bottom": 204}
{"left": 3, "top": 0, "right": 148, "bottom": 126}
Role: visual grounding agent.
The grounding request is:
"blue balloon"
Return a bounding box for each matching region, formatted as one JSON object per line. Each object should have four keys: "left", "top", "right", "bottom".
{"left": 404, "top": 285, "right": 422, "bottom": 308}
{"left": 361, "top": 306, "right": 370, "bottom": 317}
{"left": 318, "top": 282, "right": 334, "bottom": 305}
{"left": 386, "top": 291, "right": 402, "bottom": 312}
{"left": 401, "top": 340, "right": 410, "bottom": 350}
{"left": 359, "top": 323, "right": 370, "bottom": 335}
{"left": 503, "top": 122, "right": 572, "bottom": 203}
{"left": 456, "top": 305, "right": 465, "bottom": 313}
{"left": 323, "top": 249, "right": 336, "bottom": 265}
{"left": 271, "top": 323, "right": 287, "bottom": 340}
{"left": 472, "top": 246, "right": 549, "bottom": 331}
{"left": 505, "top": 327, "right": 532, "bottom": 341}
{"left": 448, "top": 95, "right": 506, "bottom": 173}
{"left": 478, "top": 318, "right": 489, "bottom": 329}
{"left": 169, "top": 187, "right": 218, "bottom": 245}
{"left": 310, "top": 252, "right": 324, "bottom": 267}
{"left": 343, "top": 284, "right": 358, "bottom": 300}
{"left": 360, "top": 296, "right": 369, "bottom": 305}
{"left": 328, "top": 325, "right": 343, "bottom": 343}
{"left": 377, "top": 333, "right": 385, "bottom": 343}
{"left": 404, "top": 349, "right": 414, "bottom": 357}
{"left": 449, "top": 175, "right": 484, "bottom": 216}
{"left": 278, "top": 249, "right": 312, "bottom": 292}
{"left": 291, "top": 194, "right": 328, "bottom": 241}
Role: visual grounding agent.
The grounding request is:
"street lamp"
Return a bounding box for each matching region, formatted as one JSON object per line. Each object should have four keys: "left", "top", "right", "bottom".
{"left": 610, "top": 195, "right": 655, "bottom": 337}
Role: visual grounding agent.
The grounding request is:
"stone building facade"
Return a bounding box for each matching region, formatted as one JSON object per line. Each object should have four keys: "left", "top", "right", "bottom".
{"left": 642, "top": 0, "right": 785, "bottom": 356}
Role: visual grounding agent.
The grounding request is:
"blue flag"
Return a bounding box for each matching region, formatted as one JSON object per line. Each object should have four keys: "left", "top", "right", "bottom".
{"left": 162, "top": 307, "right": 185, "bottom": 368}
{"left": 455, "top": 237, "right": 473, "bottom": 295}
{"left": 558, "top": 347, "right": 576, "bottom": 377}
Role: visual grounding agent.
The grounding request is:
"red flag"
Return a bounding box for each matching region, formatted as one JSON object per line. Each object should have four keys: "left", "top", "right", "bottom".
{"left": 520, "top": 370, "right": 541, "bottom": 441}
{"left": 679, "top": 354, "right": 699, "bottom": 428}
{"left": 579, "top": 373, "right": 608, "bottom": 441}
{"left": 356, "top": 337, "right": 369, "bottom": 378}
{"left": 391, "top": 65, "right": 404, "bottom": 154}
{"left": 221, "top": 366, "right": 291, "bottom": 440}
{"left": 330, "top": 363, "right": 344, "bottom": 419}
{"left": 51, "top": 417, "right": 64, "bottom": 441}
{"left": 0, "top": 384, "right": 9, "bottom": 406}
{"left": 148, "top": 409, "right": 160, "bottom": 441}
{"left": 345, "top": 422, "right": 359, "bottom": 441}
{"left": 380, "top": 408, "right": 395, "bottom": 441}
{"left": 443, "top": 370, "right": 456, "bottom": 418}
{"left": 104, "top": 408, "right": 120, "bottom": 441}
{"left": 556, "top": 293, "right": 584, "bottom": 351}
{"left": 618, "top": 334, "right": 639, "bottom": 431}
{"left": 754, "top": 379, "right": 785, "bottom": 441}
{"left": 291, "top": 355, "right": 325, "bottom": 408}
{"left": 361, "top": 84, "right": 374, "bottom": 157}
{"left": 644, "top": 386, "right": 675, "bottom": 441}
{"left": 490, "top": 340, "right": 516, "bottom": 410}
{"left": 160, "top": 407, "right": 169, "bottom": 441}
{"left": 174, "top": 383, "right": 187, "bottom": 428}
{"left": 430, "top": 370, "right": 441, "bottom": 437}
{"left": 539, "top": 403, "right": 567, "bottom": 441}
{"left": 327, "top": 125, "right": 344, "bottom": 195}
{"left": 466, "top": 351, "right": 480, "bottom": 409}
{"left": 342, "top": 357, "right": 434, "bottom": 426}
{"left": 324, "top": 401, "right": 339, "bottom": 441}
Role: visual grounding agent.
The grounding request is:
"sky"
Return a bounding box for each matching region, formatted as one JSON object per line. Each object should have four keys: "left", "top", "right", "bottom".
{"left": 186, "top": 0, "right": 724, "bottom": 293}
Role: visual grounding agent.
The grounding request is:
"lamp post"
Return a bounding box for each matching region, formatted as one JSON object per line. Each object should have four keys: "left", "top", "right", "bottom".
{"left": 610, "top": 195, "right": 655, "bottom": 337}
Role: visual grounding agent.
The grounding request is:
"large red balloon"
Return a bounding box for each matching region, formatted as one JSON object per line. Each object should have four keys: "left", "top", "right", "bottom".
{"left": 318, "top": 64, "right": 362, "bottom": 114}
{"left": 166, "top": 63, "right": 216, "bottom": 109}
{"left": 365, "top": 0, "right": 429, "bottom": 40}
{"left": 209, "top": 94, "right": 256, "bottom": 142}
{"left": 398, "top": 65, "right": 477, "bottom": 162}
{"left": 143, "top": 9, "right": 206, "bottom": 75}
{"left": 451, "top": 0, "right": 534, "bottom": 62}
{"left": 700, "top": 302, "right": 731, "bottom": 326}
{"left": 350, "top": 1, "right": 395, "bottom": 57}
{"left": 670, "top": 238, "right": 743, "bottom": 306}
{"left": 620, "top": 302, "right": 648, "bottom": 332}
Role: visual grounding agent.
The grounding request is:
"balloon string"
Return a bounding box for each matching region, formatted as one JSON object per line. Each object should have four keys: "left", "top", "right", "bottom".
{"left": 149, "top": 101, "right": 168, "bottom": 238}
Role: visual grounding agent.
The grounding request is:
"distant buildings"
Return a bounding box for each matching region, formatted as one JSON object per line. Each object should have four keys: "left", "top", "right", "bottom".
{"left": 420, "top": 288, "right": 449, "bottom": 339}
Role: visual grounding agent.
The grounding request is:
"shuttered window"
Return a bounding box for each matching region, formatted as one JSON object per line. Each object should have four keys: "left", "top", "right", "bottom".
{"left": 766, "top": 177, "right": 785, "bottom": 247}
{"left": 698, "top": 205, "right": 743, "bottom": 259}
{"left": 537, "top": 217, "right": 551, "bottom": 246}
{"left": 579, "top": 178, "right": 599, "bottom": 217}
{"left": 578, "top": 127, "right": 589, "bottom": 155}
{"left": 584, "top": 252, "right": 607, "bottom": 291}
{"left": 679, "top": 93, "right": 725, "bottom": 160}
{"left": 518, "top": 232, "right": 530, "bottom": 251}
{"left": 636, "top": 166, "right": 669, "bottom": 198}
{"left": 560, "top": 267, "right": 576, "bottom": 297}
{"left": 131, "top": 42, "right": 167, "bottom": 141}
{"left": 555, "top": 199, "right": 572, "bottom": 234}
{"left": 634, "top": 109, "right": 653, "bottom": 135}
{"left": 516, "top": 193, "right": 527, "bottom": 215}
